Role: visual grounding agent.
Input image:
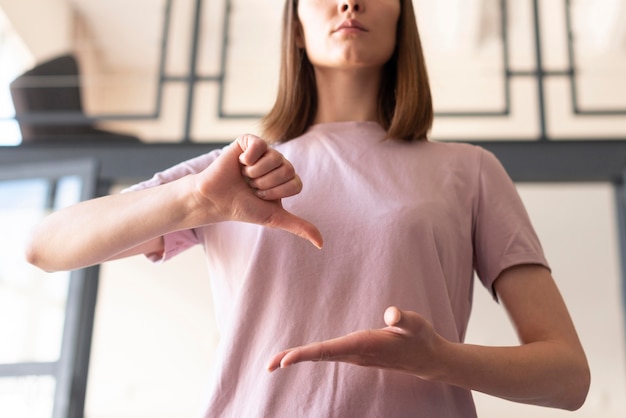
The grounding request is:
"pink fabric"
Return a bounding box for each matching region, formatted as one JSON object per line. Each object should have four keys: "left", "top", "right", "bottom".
{"left": 128, "top": 121, "right": 549, "bottom": 417}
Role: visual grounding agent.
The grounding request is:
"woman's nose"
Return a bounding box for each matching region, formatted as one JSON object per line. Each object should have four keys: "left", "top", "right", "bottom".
{"left": 339, "top": 0, "right": 363, "bottom": 13}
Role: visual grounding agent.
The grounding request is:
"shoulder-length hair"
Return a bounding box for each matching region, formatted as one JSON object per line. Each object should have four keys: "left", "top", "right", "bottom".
{"left": 260, "top": 0, "right": 433, "bottom": 143}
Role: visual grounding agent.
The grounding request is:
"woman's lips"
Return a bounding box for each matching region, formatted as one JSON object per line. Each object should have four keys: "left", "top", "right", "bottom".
{"left": 334, "top": 19, "right": 368, "bottom": 34}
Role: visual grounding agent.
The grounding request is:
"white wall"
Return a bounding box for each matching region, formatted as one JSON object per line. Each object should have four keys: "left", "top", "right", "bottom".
{"left": 86, "top": 242, "right": 219, "bottom": 418}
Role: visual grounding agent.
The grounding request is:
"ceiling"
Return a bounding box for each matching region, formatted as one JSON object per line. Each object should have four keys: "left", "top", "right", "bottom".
{"left": 67, "top": 0, "right": 626, "bottom": 73}
{"left": 2, "top": 0, "right": 625, "bottom": 142}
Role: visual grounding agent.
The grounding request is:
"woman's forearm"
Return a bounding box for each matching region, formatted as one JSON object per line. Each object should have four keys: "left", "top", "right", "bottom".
{"left": 430, "top": 267, "right": 591, "bottom": 410}
{"left": 431, "top": 335, "right": 590, "bottom": 410}
{"left": 25, "top": 135, "right": 323, "bottom": 272}
{"left": 268, "top": 268, "right": 590, "bottom": 411}
{"left": 25, "top": 175, "right": 208, "bottom": 272}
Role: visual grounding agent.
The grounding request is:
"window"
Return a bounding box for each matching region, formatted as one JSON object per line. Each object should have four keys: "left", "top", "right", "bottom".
{"left": 0, "top": 159, "right": 98, "bottom": 418}
{"left": 0, "top": 6, "right": 34, "bottom": 146}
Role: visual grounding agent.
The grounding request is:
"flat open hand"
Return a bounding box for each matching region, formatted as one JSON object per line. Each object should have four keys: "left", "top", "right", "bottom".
{"left": 193, "top": 134, "right": 323, "bottom": 248}
{"left": 267, "top": 307, "right": 444, "bottom": 379}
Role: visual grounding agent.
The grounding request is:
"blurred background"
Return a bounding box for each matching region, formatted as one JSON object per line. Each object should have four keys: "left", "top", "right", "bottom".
{"left": 0, "top": 0, "right": 625, "bottom": 417}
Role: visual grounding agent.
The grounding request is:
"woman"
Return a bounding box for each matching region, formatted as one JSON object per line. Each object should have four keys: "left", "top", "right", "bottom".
{"left": 26, "top": 0, "right": 590, "bottom": 416}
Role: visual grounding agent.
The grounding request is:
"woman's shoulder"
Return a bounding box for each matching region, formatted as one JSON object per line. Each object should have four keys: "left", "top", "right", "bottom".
{"left": 417, "top": 140, "right": 510, "bottom": 184}
{"left": 420, "top": 139, "right": 490, "bottom": 164}
{"left": 423, "top": 139, "right": 482, "bottom": 152}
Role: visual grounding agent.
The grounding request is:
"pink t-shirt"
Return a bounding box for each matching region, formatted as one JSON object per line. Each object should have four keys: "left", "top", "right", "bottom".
{"left": 128, "top": 121, "right": 549, "bottom": 417}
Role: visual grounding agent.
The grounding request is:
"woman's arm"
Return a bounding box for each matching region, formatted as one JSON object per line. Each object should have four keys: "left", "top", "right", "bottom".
{"left": 268, "top": 265, "right": 590, "bottom": 410}
{"left": 25, "top": 134, "right": 322, "bottom": 272}
{"left": 431, "top": 265, "right": 590, "bottom": 409}
{"left": 25, "top": 180, "right": 192, "bottom": 272}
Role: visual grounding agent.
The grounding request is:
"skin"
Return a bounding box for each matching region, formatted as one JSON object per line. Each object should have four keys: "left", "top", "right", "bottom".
{"left": 25, "top": 135, "right": 322, "bottom": 272}
{"left": 296, "top": 0, "right": 400, "bottom": 123}
{"left": 26, "top": 0, "right": 590, "bottom": 411}
{"left": 267, "top": 266, "right": 589, "bottom": 410}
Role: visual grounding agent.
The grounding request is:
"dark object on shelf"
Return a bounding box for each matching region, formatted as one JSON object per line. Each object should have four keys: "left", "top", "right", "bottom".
{"left": 10, "top": 54, "right": 141, "bottom": 144}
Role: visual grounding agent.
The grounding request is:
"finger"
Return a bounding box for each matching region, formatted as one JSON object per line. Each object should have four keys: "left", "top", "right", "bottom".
{"left": 279, "top": 343, "right": 336, "bottom": 368}
{"left": 384, "top": 306, "right": 424, "bottom": 336}
{"left": 243, "top": 151, "right": 287, "bottom": 179}
{"left": 384, "top": 306, "right": 402, "bottom": 327}
{"left": 248, "top": 162, "right": 296, "bottom": 190}
{"left": 267, "top": 208, "right": 323, "bottom": 249}
{"left": 218, "top": 140, "right": 246, "bottom": 168}
{"left": 254, "top": 175, "right": 302, "bottom": 200}
{"left": 236, "top": 134, "right": 268, "bottom": 166}
{"left": 267, "top": 350, "right": 289, "bottom": 372}
{"left": 278, "top": 335, "right": 364, "bottom": 368}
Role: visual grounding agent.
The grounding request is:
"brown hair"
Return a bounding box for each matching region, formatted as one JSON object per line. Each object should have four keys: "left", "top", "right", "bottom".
{"left": 260, "top": 0, "right": 433, "bottom": 143}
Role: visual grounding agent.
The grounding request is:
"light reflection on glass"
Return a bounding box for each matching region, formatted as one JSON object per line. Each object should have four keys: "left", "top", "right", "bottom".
{"left": 54, "top": 176, "right": 82, "bottom": 210}
{"left": 0, "top": 176, "right": 78, "bottom": 364}
{"left": 0, "top": 376, "right": 55, "bottom": 418}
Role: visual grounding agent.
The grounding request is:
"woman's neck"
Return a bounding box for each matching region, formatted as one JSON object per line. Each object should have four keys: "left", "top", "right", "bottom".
{"left": 312, "top": 67, "right": 381, "bottom": 124}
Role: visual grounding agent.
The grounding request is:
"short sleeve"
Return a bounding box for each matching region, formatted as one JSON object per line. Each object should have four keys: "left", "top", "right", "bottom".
{"left": 145, "top": 230, "right": 200, "bottom": 263}
{"left": 473, "top": 149, "right": 550, "bottom": 295}
{"left": 122, "top": 147, "right": 225, "bottom": 262}
{"left": 122, "top": 148, "right": 224, "bottom": 193}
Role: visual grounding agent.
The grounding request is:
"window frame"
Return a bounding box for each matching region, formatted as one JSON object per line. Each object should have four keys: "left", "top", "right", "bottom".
{"left": 0, "top": 158, "right": 99, "bottom": 418}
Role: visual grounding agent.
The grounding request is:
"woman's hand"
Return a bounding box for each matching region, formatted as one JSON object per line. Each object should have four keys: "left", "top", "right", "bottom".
{"left": 267, "top": 306, "right": 442, "bottom": 379}
{"left": 25, "top": 134, "right": 322, "bottom": 272}
{"left": 193, "top": 134, "right": 323, "bottom": 248}
{"left": 267, "top": 266, "right": 590, "bottom": 411}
